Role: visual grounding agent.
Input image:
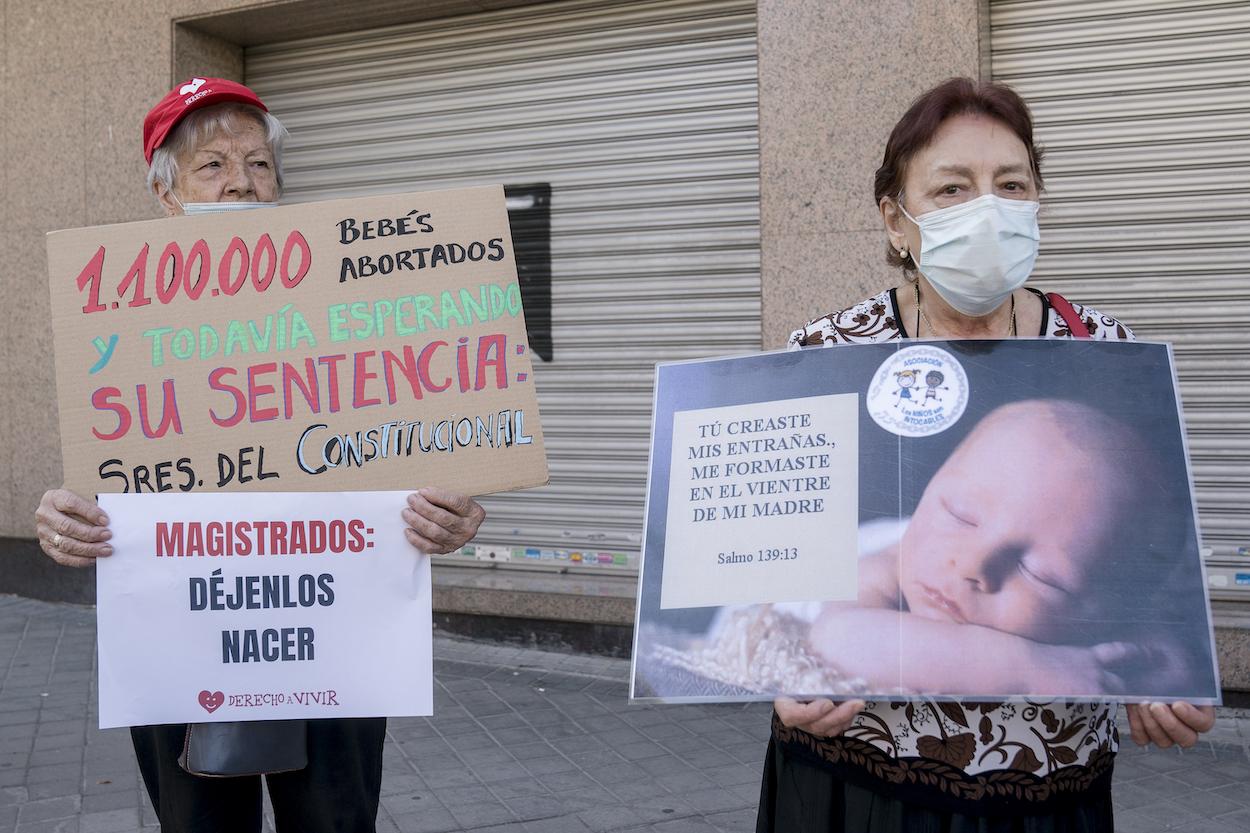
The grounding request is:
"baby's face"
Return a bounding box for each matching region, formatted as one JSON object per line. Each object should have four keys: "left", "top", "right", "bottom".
{"left": 898, "top": 407, "right": 1130, "bottom": 644}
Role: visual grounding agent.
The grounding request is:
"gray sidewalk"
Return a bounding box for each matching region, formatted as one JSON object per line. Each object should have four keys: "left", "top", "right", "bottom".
{"left": 0, "top": 596, "right": 1247, "bottom": 833}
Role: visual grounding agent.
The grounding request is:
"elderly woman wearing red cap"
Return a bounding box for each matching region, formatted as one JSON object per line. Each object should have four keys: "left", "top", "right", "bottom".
{"left": 142, "top": 77, "right": 286, "bottom": 215}
{"left": 34, "top": 77, "right": 486, "bottom": 833}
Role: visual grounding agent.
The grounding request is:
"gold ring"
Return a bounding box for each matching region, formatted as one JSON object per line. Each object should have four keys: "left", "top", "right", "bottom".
{"left": 52, "top": 533, "right": 63, "bottom": 549}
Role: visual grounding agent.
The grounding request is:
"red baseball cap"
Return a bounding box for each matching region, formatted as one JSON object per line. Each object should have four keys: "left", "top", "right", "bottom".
{"left": 142, "top": 77, "right": 268, "bottom": 164}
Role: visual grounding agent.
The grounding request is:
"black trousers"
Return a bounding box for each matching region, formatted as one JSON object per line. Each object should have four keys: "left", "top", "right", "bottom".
{"left": 130, "top": 718, "right": 387, "bottom": 833}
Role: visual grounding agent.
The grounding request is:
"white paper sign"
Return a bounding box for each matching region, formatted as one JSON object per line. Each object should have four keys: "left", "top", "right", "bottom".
{"left": 96, "top": 491, "right": 432, "bottom": 728}
{"left": 658, "top": 394, "right": 859, "bottom": 609}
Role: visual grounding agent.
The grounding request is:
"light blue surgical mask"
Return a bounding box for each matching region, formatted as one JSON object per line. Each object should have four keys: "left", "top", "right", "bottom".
{"left": 173, "top": 196, "right": 280, "bottom": 215}
{"left": 899, "top": 194, "right": 1041, "bottom": 317}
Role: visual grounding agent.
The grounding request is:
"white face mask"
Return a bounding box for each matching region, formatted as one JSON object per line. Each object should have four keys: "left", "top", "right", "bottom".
{"left": 900, "top": 194, "right": 1040, "bottom": 317}
{"left": 174, "top": 197, "right": 280, "bottom": 215}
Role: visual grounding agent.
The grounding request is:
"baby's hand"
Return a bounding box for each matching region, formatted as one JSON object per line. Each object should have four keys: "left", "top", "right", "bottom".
{"left": 1113, "top": 635, "right": 1195, "bottom": 697}
{"left": 1028, "top": 641, "right": 1144, "bottom": 696}
{"left": 808, "top": 605, "right": 909, "bottom": 690}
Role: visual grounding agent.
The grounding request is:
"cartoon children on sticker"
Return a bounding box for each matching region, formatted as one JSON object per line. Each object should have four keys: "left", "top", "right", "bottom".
{"left": 894, "top": 370, "right": 918, "bottom": 408}
{"left": 924, "top": 370, "right": 948, "bottom": 404}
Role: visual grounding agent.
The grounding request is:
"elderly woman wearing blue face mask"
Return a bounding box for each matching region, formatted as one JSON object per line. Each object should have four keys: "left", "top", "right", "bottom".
{"left": 33, "top": 77, "right": 486, "bottom": 833}
{"left": 756, "top": 77, "right": 1216, "bottom": 833}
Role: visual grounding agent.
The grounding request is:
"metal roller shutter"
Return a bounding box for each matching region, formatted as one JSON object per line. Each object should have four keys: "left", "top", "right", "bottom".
{"left": 245, "top": 0, "right": 761, "bottom": 574}
{"left": 989, "top": 0, "right": 1250, "bottom": 600}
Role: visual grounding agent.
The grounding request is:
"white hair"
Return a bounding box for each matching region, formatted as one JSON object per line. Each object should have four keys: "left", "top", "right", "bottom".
{"left": 147, "top": 102, "right": 289, "bottom": 197}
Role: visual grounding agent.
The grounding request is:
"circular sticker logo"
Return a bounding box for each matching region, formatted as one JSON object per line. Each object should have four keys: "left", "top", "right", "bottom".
{"left": 867, "top": 345, "right": 969, "bottom": 437}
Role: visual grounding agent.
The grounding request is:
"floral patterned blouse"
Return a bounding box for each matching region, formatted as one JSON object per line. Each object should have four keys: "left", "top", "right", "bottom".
{"left": 776, "top": 286, "right": 1135, "bottom": 814}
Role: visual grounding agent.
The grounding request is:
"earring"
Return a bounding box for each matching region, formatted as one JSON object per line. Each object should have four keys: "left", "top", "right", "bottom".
{"left": 898, "top": 247, "right": 909, "bottom": 259}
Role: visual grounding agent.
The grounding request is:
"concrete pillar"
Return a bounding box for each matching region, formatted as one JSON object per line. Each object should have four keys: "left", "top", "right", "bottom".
{"left": 756, "top": 0, "right": 983, "bottom": 347}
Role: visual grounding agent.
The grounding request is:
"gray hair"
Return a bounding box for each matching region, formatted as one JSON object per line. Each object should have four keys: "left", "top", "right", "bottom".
{"left": 146, "top": 102, "right": 289, "bottom": 197}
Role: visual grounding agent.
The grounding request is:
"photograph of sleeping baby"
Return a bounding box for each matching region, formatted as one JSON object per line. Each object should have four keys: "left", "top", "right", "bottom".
{"left": 634, "top": 397, "right": 1218, "bottom": 702}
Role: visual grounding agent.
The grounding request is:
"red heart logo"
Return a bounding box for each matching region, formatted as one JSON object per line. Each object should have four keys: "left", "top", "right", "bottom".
{"left": 198, "top": 690, "right": 224, "bottom": 714}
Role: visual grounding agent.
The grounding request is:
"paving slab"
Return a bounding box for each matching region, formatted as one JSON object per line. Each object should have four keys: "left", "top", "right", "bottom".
{"left": 0, "top": 595, "right": 1246, "bottom": 832}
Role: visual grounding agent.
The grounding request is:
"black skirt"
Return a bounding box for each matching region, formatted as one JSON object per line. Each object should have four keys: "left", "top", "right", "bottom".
{"left": 755, "top": 738, "right": 1114, "bottom": 833}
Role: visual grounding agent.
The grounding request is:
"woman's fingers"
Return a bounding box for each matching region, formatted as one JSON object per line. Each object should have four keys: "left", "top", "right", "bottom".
{"left": 401, "top": 489, "right": 485, "bottom": 554}
{"left": 774, "top": 697, "right": 831, "bottom": 727}
{"left": 1149, "top": 702, "right": 1212, "bottom": 748}
{"left": 1127, "top": 702, "right": 1172, "bottom": 748}
{"left": 414, "top": 487, "right": 485, "bottom": 525}
{"left": 773, "top": 697, "right": 864, "bottom": 738}
{"left": 406, "top": 492, "right": 461, "bottom": 531}
{"left": 1139, "top": 702, "right": 1176, "bottom": 748}
{"left": 47, "top": 489, "right": 109, "bottom": 526}
{"left": 1125, "top": 704, "right": 1150, "bottom": 746}
{"left": 35, "top": 489, "right": 111, "bottom": 568}
{"left": 401, "top": 508, "right": 459, "bottom": 552}
{"left": 33, "top": 510, "right": 111, "bottom": 545}
{"left": 36, "top": 523, "right": 113, "bottom": 560}
{"left": 38, "top": 534, "right": 97, "bottom": 568}
{"left": 1173, "top": 702, "right": 1216, "bottom": 735}
{"left": 1125, "top": 702, "right": 1214, "bottom": 749}
{"left": 1151, "top": 702, "right": 1192, "bottom": 747}
{"left": 403, "top": 526, "right": 444, "bottom": 555}
{"left": 807, "top": 699, "right": 866, "bottom": 737}
{"left": 36, "top": 492, "right": 110, "bottom": 541}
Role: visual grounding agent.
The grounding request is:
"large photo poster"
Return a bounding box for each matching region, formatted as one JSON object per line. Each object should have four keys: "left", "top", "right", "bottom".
{"left": 632, "top": 339, "right": 1220, "bottom": 704}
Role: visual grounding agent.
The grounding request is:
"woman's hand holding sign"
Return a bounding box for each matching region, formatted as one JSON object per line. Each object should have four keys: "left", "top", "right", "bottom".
{"left": 774, "top": 697, "right": 866, "bottom": 738}
{"left": 36, "top": 488, "right": 113, "bottom": 567}
{"left": 40, "top": 484, "right": 484, "bottom": 565}
{"left": 1126, "top": 702, "right": 1216, "bottom": 749}
{"left": 401, "top": 487, "right": 486, "bottom": 554}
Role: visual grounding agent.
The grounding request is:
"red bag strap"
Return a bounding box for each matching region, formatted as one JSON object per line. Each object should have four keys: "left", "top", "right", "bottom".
{"left": 1046, "top": 292, "right": 1091, "bottom": 339}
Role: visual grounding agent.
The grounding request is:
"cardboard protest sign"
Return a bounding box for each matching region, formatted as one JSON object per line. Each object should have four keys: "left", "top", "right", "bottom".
{"left": 47, "top": 186, "right": 546, "bottom": 497}
{"left": 97, "top": 491, "right": 431, "bottom": 728}
{"left": 632, "top": 339, "right": 1220, "bottom": 704}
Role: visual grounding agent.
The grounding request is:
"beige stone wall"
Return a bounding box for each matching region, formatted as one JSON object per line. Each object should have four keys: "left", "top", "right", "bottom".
{"left": 0, "top": 0, "right": 490, "bottom": 538}
{"left": 0, "top": 0, "right": 982, "bottom": 533}
{"left": 756, "top": 0, "right": 983, "bottom": 348}
{"left": 0, "top": 0, "right": 244, "bottom": 538}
